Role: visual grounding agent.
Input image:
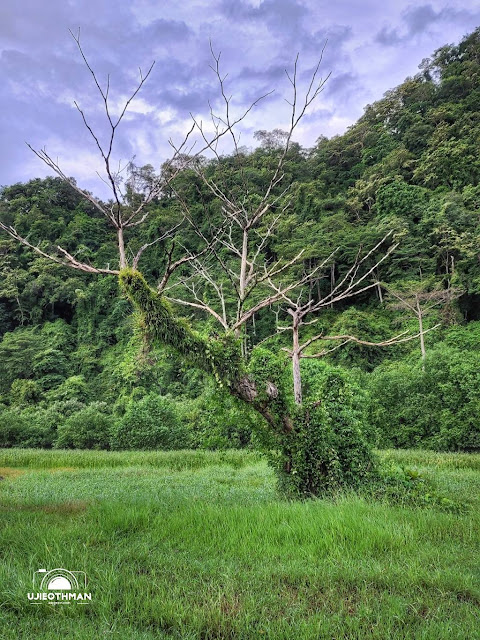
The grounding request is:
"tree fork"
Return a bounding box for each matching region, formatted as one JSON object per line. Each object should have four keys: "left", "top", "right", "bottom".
{"left": 119, "top": 268, "right": 293, "bottom": 434}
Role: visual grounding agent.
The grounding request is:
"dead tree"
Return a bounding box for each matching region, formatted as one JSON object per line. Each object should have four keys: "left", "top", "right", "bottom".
{"left": 0, "top": 35, "right": 402, "bottom": 496}
{"left": 164, "top": 46, "right": 331, "bottom": 352}
{"left": 386, "top": 284, "right": 462, "bottom": 368}
{"left": 259, "top": 234, "right": 430, "bottom": 405}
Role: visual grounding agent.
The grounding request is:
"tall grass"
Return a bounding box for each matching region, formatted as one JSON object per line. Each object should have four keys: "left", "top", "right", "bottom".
{"left": 2, "top": 446, "right": 479, "bottom": 472}
{"left": 0, "top": 448, "right": 478, "bottom": 639}
{"left": 379, "top": 448, "right": 480, "bottom": 470}
{"left": 0, "top": 448, "right": 262, "bottom": 470}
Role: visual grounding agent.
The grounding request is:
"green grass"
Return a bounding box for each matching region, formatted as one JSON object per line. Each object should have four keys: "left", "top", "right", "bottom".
{"left": 0, "top": 448, "right": 262, "bottom": 471}
{"left": 0, "top": 449, "right": 479, "bottom": 639}
{"left": 379, "top": 448, "right": 480, "bottom": 471}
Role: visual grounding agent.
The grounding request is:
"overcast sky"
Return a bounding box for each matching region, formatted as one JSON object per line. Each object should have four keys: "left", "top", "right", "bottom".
{"left": 1, "top": 0, "right": 479, "bottom": 197}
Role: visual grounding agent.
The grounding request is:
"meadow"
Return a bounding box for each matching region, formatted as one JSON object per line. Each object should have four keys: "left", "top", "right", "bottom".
{"left": 0, "top": 448, "right": 479, "bottom": 639}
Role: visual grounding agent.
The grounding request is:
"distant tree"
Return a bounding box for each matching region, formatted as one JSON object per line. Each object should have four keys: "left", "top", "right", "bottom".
{"left": 253, "top": 128, "right": 289, "bottom": 151}
{"left": 386, "top": 281, "right": 462, "bottom": 367}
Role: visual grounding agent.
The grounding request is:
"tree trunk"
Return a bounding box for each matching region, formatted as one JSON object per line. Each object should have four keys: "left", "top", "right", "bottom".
{"left": 330, "top": 262, "right": 335, "bottom": 308}
{"left": 238, "top": 228, "right": 248, "bottom": 307}
{"left": 416, "top": 296, "right": 426, "bottom": 370}
{"left": 292, "top": 312, "right": 302, "bottom": 405}
{"left": 119, "top": 268, "right": 377, "bottom": 497}
{"left": 119, "top": 268, "right": 291, "bottom": 432}
{"left": 377, "top": 281, "right": 383, "bottom": 304}
{"left": 117, "top": 227, "right": 127, "bottom": 269}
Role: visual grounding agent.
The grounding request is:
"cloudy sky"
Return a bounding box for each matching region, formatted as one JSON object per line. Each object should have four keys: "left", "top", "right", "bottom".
{"left": 1, "top": 0, "right": 479, "bottom": 197}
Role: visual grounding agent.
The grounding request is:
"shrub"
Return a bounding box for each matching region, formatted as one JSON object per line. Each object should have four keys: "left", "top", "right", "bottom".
{"left": 443, "top": 322, "right": 480, "bottom": 351}
{"left": 46, "top": 375, "right": 89, "bottom": 403}
{"left": 49, "top": 399, "right": 86, "bottom": 417}
{"left": 0, "top": 409, "right": 30, "bottom": 447}
{"left": 273, "top": 360, "right": 377, "bottom": 497}
{"left": 19, "top": 406, "right": 63, "bottom": 448}
{"left": 111, "top": 394, "right": 189, "bottom": 450}
{"left": 55, "top": 402, "right": 115, "bottom": 450}
{"left": 10, "top": 379, "right": 41, "bottom": 407}
{"left": 368, "top": 345, "right": 480, "bottom": 451}
{"left": 181, "top": 386, "right": 255, "bottom": 450}
{"left": 0, "top": 401, "right": 84, "bottom": 449}
{"left": 367, "top": 362, "right": 425, "bottom": 448}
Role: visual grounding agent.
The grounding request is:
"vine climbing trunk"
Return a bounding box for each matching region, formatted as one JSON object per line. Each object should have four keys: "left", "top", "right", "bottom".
{"left": 119, "top": 269, "right": 378, "bottom": 498}
{"left": 119, "top": 268, "right": 292, "bottom": 432}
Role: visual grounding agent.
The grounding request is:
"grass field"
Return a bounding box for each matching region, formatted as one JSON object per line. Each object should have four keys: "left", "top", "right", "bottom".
{"left": 0, "top": 448, "right": 479, "bottom": 639}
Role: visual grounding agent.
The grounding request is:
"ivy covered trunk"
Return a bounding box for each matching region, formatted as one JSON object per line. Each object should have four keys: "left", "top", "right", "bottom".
{"left": 120, "top": 269, "right": 377, "bottom": 497}
{"left": 271, "top": 397, "right": 377, "bottom": 498}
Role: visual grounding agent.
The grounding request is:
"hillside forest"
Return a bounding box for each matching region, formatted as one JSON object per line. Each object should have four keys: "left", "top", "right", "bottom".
{"left": 0, "top": 28, "right": 479, "bottom": 462}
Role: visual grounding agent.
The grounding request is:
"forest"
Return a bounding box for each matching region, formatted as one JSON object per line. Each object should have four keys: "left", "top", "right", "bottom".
{"left": 0, "top": 27, "right": 479, "bottom": 467}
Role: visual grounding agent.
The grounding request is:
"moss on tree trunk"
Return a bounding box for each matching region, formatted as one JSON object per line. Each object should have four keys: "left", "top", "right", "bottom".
{"left": 120, "top": 268, "right": 378, "bottom": 497}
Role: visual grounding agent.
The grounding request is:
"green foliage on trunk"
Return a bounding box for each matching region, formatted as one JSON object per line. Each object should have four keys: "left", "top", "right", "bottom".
{"left": 119, "top": 268, "right": 244, "bottom": 390}
{"left": 273, "top": 363, "right": 378, "bottom": 497}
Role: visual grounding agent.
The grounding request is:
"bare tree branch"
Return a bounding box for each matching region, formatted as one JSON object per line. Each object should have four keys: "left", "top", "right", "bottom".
{"left": 0, "top": 222, "right": 119, "bottom": 274}
{"left": 132, "top": 218, "right": 185, "bottom": 270}
{"left": 300, "top": 325, "right": 441, "bottom": 358}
